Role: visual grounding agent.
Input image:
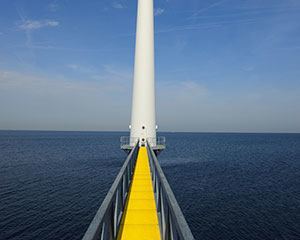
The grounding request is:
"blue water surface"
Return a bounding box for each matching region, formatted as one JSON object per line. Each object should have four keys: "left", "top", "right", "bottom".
{"left": 0, "top": 131, "right": 299, "bottom": 240}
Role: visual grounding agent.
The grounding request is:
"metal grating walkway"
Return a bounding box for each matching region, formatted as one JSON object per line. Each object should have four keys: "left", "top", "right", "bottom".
{"left": 117, "top": 147, "right": 161, "bottom": 240}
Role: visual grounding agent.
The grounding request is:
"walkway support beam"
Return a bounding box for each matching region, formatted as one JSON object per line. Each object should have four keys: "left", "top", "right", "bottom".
{"left": 130, "top": 0, "right": 156, "bottom": 147}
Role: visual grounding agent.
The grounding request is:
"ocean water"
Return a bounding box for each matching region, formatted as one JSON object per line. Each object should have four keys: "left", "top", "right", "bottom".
{"left": 0, "top": 131, "right": 299, "bottom": 240}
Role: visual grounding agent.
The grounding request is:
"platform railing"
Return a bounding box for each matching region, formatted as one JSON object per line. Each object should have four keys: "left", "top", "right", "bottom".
{"left": 120, "top": 136, "right": 139, "bottom": 150}
{"left": 82, "top": 142, "right": 139, "bottom": 240}
{"left": 147, "top": 136, "right": 166, "bottom": 149}
{"left": 120, "top": 136, "right": 166, "bottom": 150}
{"left": 147, "top": 143, "right": 195, "bottom": 240}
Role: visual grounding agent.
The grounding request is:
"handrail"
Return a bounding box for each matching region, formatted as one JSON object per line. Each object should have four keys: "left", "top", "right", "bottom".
{"left": 147, "top": 136, "right": 166, "bottom": 148}
{"left": 82, "top": 142, "right": 139, "bottom": 240}
{"left": 120, "top": 136, "right": 166, "bottom": 151}
{"left": 147, "top": 143, "right": 195, "bottom": 240}
{"left": 120, "top": 136, "right": 139, "bottom": 149}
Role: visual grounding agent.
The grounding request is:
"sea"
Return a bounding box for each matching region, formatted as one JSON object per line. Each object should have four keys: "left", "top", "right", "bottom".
{"left": 0, "top": 131, "right": 299, "bottom": 240}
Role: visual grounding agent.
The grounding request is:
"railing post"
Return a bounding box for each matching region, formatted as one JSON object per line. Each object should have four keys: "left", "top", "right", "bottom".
{"left": 122, "top": 175, "right": 125, "bottom": 204}
{"left": 160, "top": 188, "right": 166, "bottom": 240}
{"left": 113, "top": 190, "right": 118, "bottom": 238}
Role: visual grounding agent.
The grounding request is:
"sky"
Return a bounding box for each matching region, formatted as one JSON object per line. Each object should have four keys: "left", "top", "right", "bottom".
{"left": 0, "top": 0, "right": 300, "bottom": 133}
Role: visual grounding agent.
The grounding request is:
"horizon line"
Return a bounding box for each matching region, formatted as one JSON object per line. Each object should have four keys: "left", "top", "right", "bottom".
{"left": 0, "top": 129, "right": 299, "bottom": 134}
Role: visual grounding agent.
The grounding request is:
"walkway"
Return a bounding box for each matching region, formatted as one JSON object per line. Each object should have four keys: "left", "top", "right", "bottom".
{"left": 117, "top": 147, "right": 161, "bottom": 240}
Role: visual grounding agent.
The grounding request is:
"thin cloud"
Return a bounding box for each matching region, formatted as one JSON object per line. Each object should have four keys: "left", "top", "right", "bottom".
{"left": 0, "top": 69, "right": 131, "bottom": 131}
{"left": 112, "top": 2, "right": 125, "bottom": 9}
{"left": 189, "top": 0, "right": 229, "bottom": 19}
{"left": 1, "top": 69, "right": 299, "bottom": 132}
{"left": 48, "top": 3, "right": 59, "bottom": 12}
{"left": 190, "top": 5, "right": 300, "bottom": 20}
{"left": 157, "top": 80, "right": 300, "bottom": 133}
{"left": 154, "top": 8, "right": 165, "bottom": 16}
{"left": 156, "top": 18, "right": 260, "bottom": 34}
{"left": 66, "top": 64, "right": 98, "bottom": 75}
{"left": 10, "top": 44, "right": 127, "bottom": 53}
{"left": 18, "top": 20, "right": 59, "bottom": 30}
{"left": 67, "top": 64, "right": 80, "bottom": 71}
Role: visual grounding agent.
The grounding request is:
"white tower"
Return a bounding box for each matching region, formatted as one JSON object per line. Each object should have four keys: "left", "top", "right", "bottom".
{"left": 130, "top": 0, "right": 156, "bottom": 147}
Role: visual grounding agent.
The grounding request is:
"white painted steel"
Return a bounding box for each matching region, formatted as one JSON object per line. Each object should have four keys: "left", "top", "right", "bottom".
{"left": 130, "top": 0, "right": 157, "bottom": 147}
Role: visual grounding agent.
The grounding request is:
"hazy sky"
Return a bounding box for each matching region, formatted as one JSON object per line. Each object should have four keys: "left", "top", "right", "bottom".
{"left": 0, "top": 0, "right": 300, "bottom": 132}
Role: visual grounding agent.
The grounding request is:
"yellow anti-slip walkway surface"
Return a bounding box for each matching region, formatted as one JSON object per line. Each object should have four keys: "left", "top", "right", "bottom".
{"left": 117, "top": 147, "right": 161, "bottom": 240}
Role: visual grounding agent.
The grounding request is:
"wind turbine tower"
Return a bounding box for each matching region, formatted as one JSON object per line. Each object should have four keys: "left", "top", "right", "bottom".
{"left": 130, "top": 0, "right": 157, "bottom": 147}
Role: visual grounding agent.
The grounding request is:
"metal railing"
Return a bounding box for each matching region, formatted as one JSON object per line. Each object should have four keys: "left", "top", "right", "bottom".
{"left": 147, "top": 143, "right": 195, "bottom": 240}
{"left": 82, "top": 142, "right": 139, "bottom": 240}
{"left": 148, "top": 136, "right": 166, "bottom": 149}
{"left": 120, "top": 136, "right": 166, "bottom": 150}
{"left": 83, "top": 141, "right": 194, "bottom": 240}
{"left": 120, "top": 136, "right": 138, "bottom": 150}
